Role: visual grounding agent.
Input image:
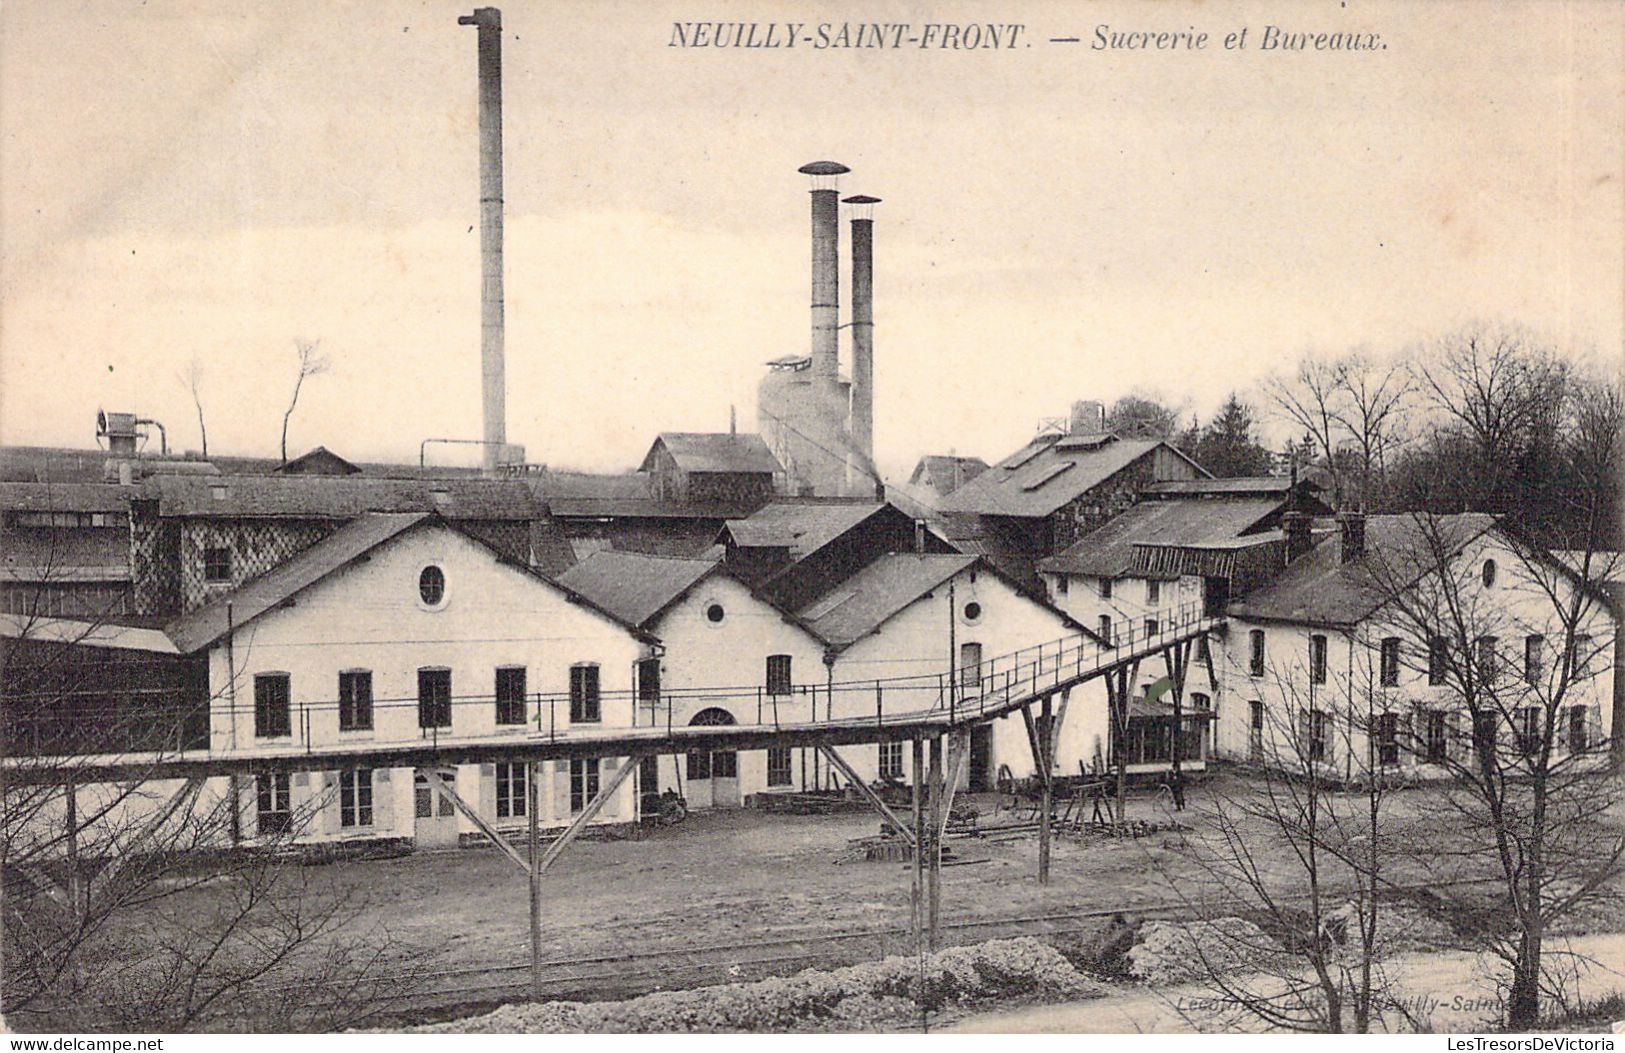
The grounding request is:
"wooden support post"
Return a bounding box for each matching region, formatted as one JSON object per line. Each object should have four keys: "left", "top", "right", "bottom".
{"left": 926, "top": 735, "right": 943, "bottom": 949}
{"left": 1038, "top": 696, "right": 1052, "bottom": 885}
{"left": 64, "top": 778, "right": 81, "bottom": 918}
{"left": 1164, "top": 639, "right": 1192, "bottom": 810}
{"left": 527, "top": 760, "right": 542, "bottom": 1000}
{"left": 910, "top": 738, "right": 925, "bottom": 958}
{"left": 817, "top": 744, "right": 916, "bottom": 846}
{"left": 423, "top": 768, "right": 530, "bottom": 874}
{"left": 535, "top": 756, "right": 642, "bottom": 876}
{"left": 937, "top": 728, "right": 971, "bottom": 842}
{"left": 1108, "top": 669, "right": 1128, "bottom": 830}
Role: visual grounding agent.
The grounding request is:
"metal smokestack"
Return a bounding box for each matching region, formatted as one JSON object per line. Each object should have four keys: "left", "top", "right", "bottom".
{"left": 843, "top": 195, "right": 880, "bottom": 493}
{"left": 460, "top": 7, "right": 505, "bottom": 474}
{"left": 798, "top": 161, "right": 848, "bottom": 381}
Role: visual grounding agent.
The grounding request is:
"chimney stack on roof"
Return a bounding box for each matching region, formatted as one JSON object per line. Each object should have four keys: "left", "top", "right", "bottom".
{"left": 1339, "top": 512, "right": 1367, "bottom": 564}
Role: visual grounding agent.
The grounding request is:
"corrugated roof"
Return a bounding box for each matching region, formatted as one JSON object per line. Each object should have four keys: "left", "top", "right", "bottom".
{"left": 0, "top": 482, "right": 138, "bottom": 513}
{"left": 725, "top": 501, "right": 884, "bottom": 558}
{"left": 1227, "top": 513, "right": 1499, "bottom": 626}
{"left": 148, "top": 475, "right": 543, "bottom": 520}
{"left": 1038, "top": 496, "right": 1284, "bottom": 579}
{"left": 937, "top": 435, "right": 1206, "bottom": 518}
{"left": 795, "top": 553, "right": 977, "bottom": 648}
{"left": 528, "top": 471, "right": 763, "bottom": 519}
{"left": 554, "top": 550, "right": 720, "bottom": 629}
{"left": 643, "top": 433, "right": 783, "bottom": 475}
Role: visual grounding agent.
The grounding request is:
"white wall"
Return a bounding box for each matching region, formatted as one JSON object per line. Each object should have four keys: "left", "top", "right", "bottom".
{"left": 203, "top": 523, "right": 646, "bottom": 844}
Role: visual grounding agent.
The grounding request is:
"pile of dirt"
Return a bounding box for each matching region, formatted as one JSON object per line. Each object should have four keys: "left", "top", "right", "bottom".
{"left": 1127, "top": 918, "right": 1285, "bottom": 985}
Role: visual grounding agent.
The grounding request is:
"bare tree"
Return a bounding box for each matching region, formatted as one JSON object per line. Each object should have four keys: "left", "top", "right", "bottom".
{"left": 1329, "top": 352, "right": 1414, "bottom": 513}
{"left": 1361, "top": 512, "right": 1622, "bottom": 1030}
{"left": 280, "top": 340, "right": 331, "bottom": 463}
{"left": 176, "top": 358, "right": 209, "bottom": 458}
{"left": 1146, "top": 655, "right": 1409, "bottom": 1033}
{"left": 1263, "top": 356, "right": 1347, "bottom": 508}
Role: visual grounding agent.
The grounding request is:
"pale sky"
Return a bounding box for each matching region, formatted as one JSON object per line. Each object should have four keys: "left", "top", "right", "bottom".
{"left": 2, "top": 0, "right": 1621, "bottom": 477}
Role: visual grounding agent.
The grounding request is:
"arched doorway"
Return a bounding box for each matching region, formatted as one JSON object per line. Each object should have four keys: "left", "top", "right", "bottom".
{"left": 687, "top": 707, "right": 739, "bottom": 809}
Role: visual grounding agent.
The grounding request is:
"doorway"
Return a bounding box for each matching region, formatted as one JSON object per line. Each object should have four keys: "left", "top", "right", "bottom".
{"left": 686, "top": 707, "right": 739, "bottom": 808}
{"left": 413, "top": 767, "right": 460, "bottom": 849}
{"left": 968, "top": 724, "right": 994, "bottom": 791}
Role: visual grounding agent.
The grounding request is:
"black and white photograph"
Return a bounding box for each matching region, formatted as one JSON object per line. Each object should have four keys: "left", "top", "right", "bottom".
{"left": 1, "top": 0, "right": 1622, "bottom": 1038}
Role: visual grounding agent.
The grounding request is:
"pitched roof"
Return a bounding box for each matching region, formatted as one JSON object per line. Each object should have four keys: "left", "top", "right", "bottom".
{"left": 909, "top": 455, "right": 990, "bottom": 496}
{"left": 554, "top": 550, "right": 720, "bottom": 629}
{"left": 0, "top": 614, "right": 178, "bottom": 654}
{"left": 165, "top": 513, "right": 647, "bottom": 653}
{"left": 937, "top": 434, "right": 1207, "bottom": 518}
{"left": 0, "top": 482, "right": 138, "bottom": 513}
{"left": 724, "top": 501, "right": 885, "bottom": 557}
{"left": 145, "top": 474, "right": 544, "bottom": 520}
{"left": 528, "top": 471, "right": 762, "bottom": 519}
{"left": 642, "top": 433, "right": 782, "bottom": 475}
{"left": 794, "top": 553, "right": 978, "bottom": 648}
{"left": 1227, "top": 513, "right": 1500, "bottom": 627}
{"left": 274, "top": 446, "right": 361, "bottom": 476}
{"left": 1038, "top": 496, "right": 1285, "bottom": 579}
{"left": 1143, "top": 477, "right": 1310, "bottom": 497}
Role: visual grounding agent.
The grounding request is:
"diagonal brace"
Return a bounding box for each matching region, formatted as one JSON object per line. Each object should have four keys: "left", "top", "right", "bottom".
{"left": 535, "top": 755, "right": 645, "bottom": 876}
{"left": 90, "top": 777, "right": 207, "bottom": 897}
{"left": 424, "top": 768, "right": 530, "bottom": 875}
{"left": 817, "top": 743, "right": 916, "bottom": 847}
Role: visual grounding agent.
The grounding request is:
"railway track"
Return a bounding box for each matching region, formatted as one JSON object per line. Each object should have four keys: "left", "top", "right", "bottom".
{"left": 359, "top": 876, "right": 1507, "bottom": 1024}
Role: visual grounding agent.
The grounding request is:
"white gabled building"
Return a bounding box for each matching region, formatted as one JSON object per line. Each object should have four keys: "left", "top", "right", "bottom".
{"left": 1221, "top": 512, "right": 1618, "bottom": 779}
{"left": 164, "top": 512, "right": 651, "bottom": 849}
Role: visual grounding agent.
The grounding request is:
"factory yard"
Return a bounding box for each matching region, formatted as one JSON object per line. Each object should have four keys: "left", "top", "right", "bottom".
{"left": 78, "top": 773, "right": 1618, "bottom": 1030}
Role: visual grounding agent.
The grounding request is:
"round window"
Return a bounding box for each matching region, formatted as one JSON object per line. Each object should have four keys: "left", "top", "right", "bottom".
{"left": 419, "top": 565, "right": 446, "bottom": 606}
{"left": 705, "top": 602, "right": 726, "bottom": 624}
{"left": 1481, "top": 559, "right": 1497, "bottom": 588}
{"left": 963, "top": 601, "right": 984, "bottom": 623}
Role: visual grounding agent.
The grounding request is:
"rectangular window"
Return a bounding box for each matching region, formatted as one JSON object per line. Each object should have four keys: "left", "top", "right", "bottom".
{"left": 1249, "top": 630, "right": 1266, "bottom": 677}
{"left": 711, "top": 749, "right": 737, "bottom": 779}
{"left": 1099, "top": 577, "right": 1113, "bottom": 600}
{"left": 1098, "top": 615, "right": 1113, "bottom": 645}
{"left": 256, "top": 772, "right": 292, "bottom": 835}
{"left": 637, "top": 657, "right": 662, "bottom": 704}
{"left": 1376, "top": 712, "right": 1399, "bottom": 766}
{"left": 570, "top": 664, "right": 601, "bottom": 723}
{"left": 1518, "top": 707, "right": 1542, "bottom": 756}
{"left": 1308, "top": 710, "right": 1330, "bottom": 763}
{"left": 1525, "top": 636, "right": 1545, "bottom": 686}
{"left": 1380, "top": 638, "right": 1401, "bottom": 687}
{"left": 1146, "top": 579, "right": 1161, "bottom": 605}
{"left": 414, "top": 771, "right": 455, "bottom": 819}
{"left": 1144, "top": 618, "right": 1160, "bottom": 639}
{"left": 570, "top": 758, "right": 600, "bottom": 812}
{"left": 1477, "top": 637, "right": 1499, "bottom": 685}
{"left": 495, "top": 666, "right": 527, "bottom": 726}
{"left": 686, "top": 750, "right": 710, "bottom": 780}
{"left": 767, "top": 747, "right": 793, "bottom": 787}
{"left": 1473, "top": 709, "right": 1498, "bottom": 756}
{"left": 1569, "top": 706, "right": 1591, "bottom": 753}
{"left": 1428, "top": 635, "right": 1449, "bottom": 685}
{"left": 1310, "top": 635, "right": 1328, "bottom": 685}
{"left": 495, "top": 762, "right": 527, "bottom": 819}
{"left": 338, "top": 670, "right": 373, "bottom": 732}
{"left": 959, "top": 643, "right": 982, "bottom": 691}
{"left": 1426, "top": 710, "right": 1448, "bottom": 763}
{"left": 878, "top": 740, "right": 905, "bottom": 780}
{"left": 254, "top": 673, "right": 291, "bottom": 738}
{"left": 766, "top": 655, "right": 792, "bottom": 696}
{"left": 339, "top": 769, "right": 373, "bottom": 828}
{"left": 417, "top": 668, "right": 452, "bottom": 729}
{"left": 204, "top": 546, "right": 232, "bottom": 583}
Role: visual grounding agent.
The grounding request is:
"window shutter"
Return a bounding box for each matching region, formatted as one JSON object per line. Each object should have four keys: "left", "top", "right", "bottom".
{"left": 374, "top": 769, "right": 395, "bottom": 834}
{"left": 323, "top": 772, "right": 342, "bottom": 834}
{"left": 1447, "top": 710, "right": 1468, "bottom": 763}
{"left": 1298, "top": 710, "right": 1312, "bottom": 759}
{"left": 601, "top": 759, "right": 620, "bottom": 817}
{"left": 1587, "top": 706, "right": 1603, "bottom": 754}
{"left": 1399, "top": 711, "right": 1415, "bottom": 762}
{"left": 480, "top": 764, "right": 497, "bottom": 821}
{"left": 554, "top": 760, "right": 571, "bottom": 820}
{"left": 236, "top": 775, "right": 257, "bottom": 842}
